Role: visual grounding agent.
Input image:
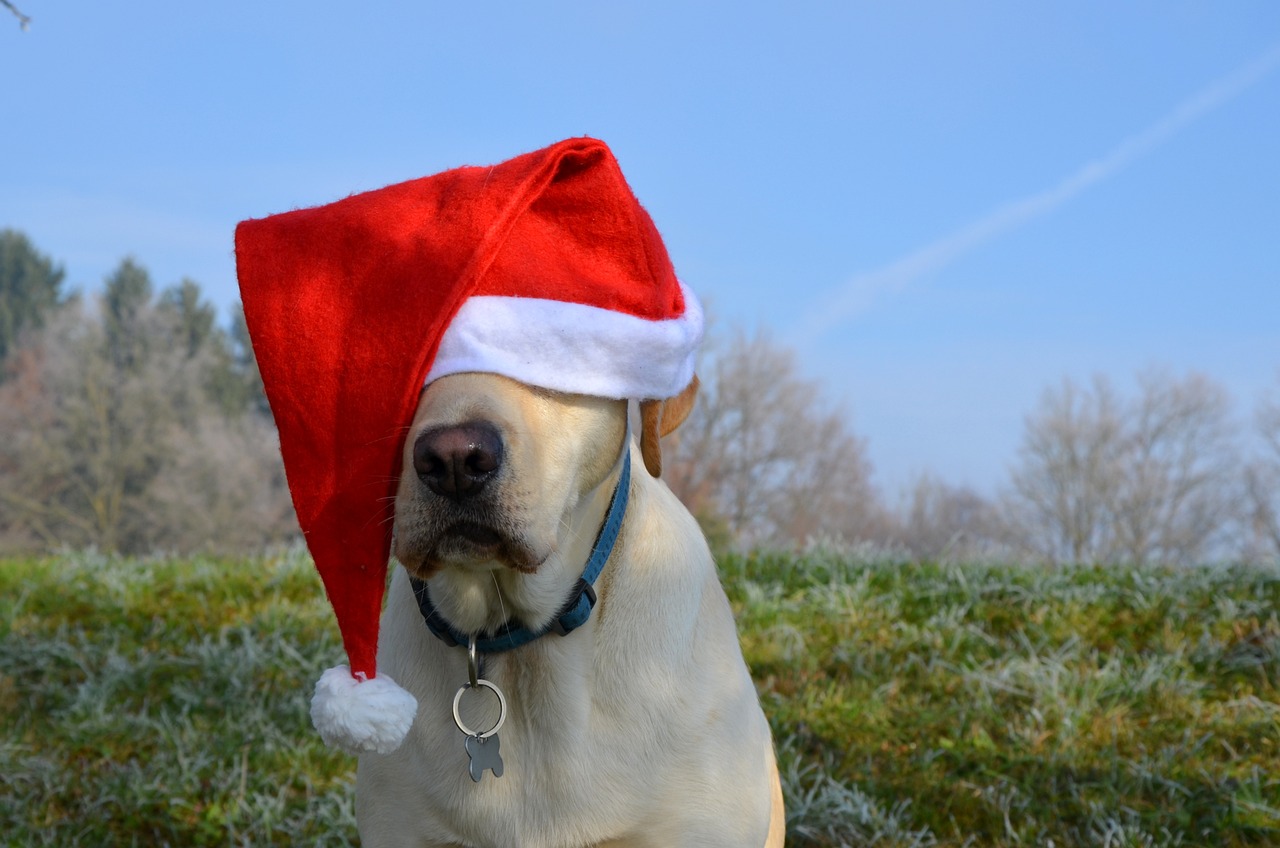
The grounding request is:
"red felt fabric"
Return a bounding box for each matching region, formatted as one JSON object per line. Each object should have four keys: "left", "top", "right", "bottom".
{"left": 234, "top": 138, "right": 684, "bottom": 679}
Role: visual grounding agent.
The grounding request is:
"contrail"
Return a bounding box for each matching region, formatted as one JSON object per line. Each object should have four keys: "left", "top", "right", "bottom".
{"left": 794, "top": 41, "right": 1280, "bottom": 341}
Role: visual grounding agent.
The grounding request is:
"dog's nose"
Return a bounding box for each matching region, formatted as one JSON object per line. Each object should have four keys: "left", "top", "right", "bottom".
{"left": 413, "top": 423, "right": 504, "bottom": 499}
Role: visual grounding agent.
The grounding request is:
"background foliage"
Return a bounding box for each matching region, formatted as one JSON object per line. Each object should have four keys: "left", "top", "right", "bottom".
{"left": 0, "top": 231, "right": 293, "bottom": 554}
{"left": 1, "top": 230, "right": 1279, "bottom": 563}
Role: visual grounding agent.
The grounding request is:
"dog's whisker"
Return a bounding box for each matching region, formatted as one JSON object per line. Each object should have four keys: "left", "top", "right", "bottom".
{"left": 365, "top": 426, "right": 416, "bottom": 447}
{"left": 490, "top": 571, "right": 511, "bottom": 632}
{"left": 556, "top": 513, "right": 592, "bottom": 550}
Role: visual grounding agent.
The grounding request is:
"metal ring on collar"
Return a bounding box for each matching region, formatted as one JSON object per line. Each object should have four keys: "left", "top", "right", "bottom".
{"left": 452, "top": 679, "right": 508, "bottom": 739}
{"left": 467, "top": 635, "right": 479, "bottom": 689}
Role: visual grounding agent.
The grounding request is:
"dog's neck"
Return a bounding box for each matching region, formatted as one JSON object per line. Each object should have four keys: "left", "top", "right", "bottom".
{"left": 414, "top": 433, "right": 631, "bottom": 642}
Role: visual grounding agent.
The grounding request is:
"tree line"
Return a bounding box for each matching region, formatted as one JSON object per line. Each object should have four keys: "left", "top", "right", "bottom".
{"left": 663, "top": 330, "right": 1280, "bottom": 566}
{"left": 0, "top": 230, "right": 293, "bottom": 554}
{"left": 1, "top": 227, "right": 1277, "bottom": 565}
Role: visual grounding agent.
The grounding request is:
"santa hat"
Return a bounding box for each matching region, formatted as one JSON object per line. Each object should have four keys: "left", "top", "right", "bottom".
{"left": 234, "top": 137, "right": 702, "bottom": 755}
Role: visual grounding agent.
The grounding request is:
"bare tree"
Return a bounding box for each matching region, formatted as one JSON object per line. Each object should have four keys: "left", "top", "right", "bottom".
{"left": 1006, "top": 376, "right": 1127, "bottom": 565}
{"left": 144, "top": 414, "right": 297, "bottom": 552}
{"left": 2, "top": 0, "right": 30, "bottom": 30}
{"left": 1243, "top": 376, "right": 1280, "bottom": 561}
{"left": 662, "top": 327, "right": 886, "bottom": 549}
{"left": 1112, "top": 370, "right": 1239, "bottom": 565}
{"left": 0, "top": 302, "right": 170, "bottom": 551}
{"left": 1004, "top": 370, "right": 1240, "bottom": 566}
{"left": 896, "top": 473, "right": 1004, "bottom": 562}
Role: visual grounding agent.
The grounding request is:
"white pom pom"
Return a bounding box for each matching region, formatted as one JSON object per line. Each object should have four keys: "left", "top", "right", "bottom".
{"left": 310, "top": 665, "right": 418, "bottom": 755}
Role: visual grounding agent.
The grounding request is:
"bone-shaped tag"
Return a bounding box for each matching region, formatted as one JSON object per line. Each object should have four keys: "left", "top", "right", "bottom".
{"left": 464, "top": 734, "right": 504, "bottom": 782}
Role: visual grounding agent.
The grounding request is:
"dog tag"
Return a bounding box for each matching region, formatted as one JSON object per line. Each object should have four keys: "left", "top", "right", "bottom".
{"left": 464, "top": 733, "right": 504, "bottom": 782}
{"left": 452, "top": 674, "right": 508, "bottom": 783}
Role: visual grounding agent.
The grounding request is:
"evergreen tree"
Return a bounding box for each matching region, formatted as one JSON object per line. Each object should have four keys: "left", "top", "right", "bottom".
{"left": 159, "top": 278, "right": 216, "bottom": 358}
{"left": 102, "top": 258, "right": 153, "bottom": 371}
{"left": 157, "top": 278, "right": 242, "bottom": 418}
{"left": 229, "top": 303, "right": 270, "bottom": 417}
{"left": 0, "top": 229, "right": 65, "bottom": 364}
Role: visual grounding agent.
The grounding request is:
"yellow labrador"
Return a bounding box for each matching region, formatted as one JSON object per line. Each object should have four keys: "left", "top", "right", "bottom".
{"left": 356, "top": 372, "right": 785, "bottom": 848}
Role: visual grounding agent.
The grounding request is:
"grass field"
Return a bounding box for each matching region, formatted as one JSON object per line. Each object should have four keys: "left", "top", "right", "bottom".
{"left": 2, "top": 548, "right": 1278, "bottom": 846}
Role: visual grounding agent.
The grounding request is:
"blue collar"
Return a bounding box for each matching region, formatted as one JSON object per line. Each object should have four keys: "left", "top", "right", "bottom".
{"left": 409, "top": 448, "right": 631, "bottom": 655}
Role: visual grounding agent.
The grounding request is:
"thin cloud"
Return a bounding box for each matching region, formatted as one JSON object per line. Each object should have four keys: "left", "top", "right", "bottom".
{"left": 795, "top": 41, "right": 1280, "bottom": 341}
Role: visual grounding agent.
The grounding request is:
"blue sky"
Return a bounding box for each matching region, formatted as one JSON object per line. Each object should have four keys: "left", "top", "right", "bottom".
{"left": 2, "top": 2, "right": 1278, "bottom": 497}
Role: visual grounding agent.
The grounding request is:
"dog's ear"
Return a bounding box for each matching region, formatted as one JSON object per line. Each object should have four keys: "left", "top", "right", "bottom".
{"left": 639, "top": 375, "right": 700, "bottom": 478}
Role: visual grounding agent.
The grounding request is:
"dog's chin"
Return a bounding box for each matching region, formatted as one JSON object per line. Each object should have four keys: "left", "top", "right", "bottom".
{"left": 397, "top": 524, "right": 545, "bottom": 580}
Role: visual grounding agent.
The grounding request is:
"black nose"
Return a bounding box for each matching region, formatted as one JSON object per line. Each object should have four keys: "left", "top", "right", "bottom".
{"left": 413, "top": 422, "right": 504, "bottom": 499}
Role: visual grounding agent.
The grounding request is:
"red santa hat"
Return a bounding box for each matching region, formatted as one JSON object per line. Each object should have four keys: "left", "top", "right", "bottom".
{"left": 234, "top": 137, "right": 702, "bottom": 755}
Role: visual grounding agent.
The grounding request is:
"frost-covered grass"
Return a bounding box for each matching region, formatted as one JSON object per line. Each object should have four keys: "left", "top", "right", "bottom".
{"left": 2, "top": 549, "right": 1278, "bottom": 846}
{"left": 1, "top": 549, "right": 357, "bottom": 846}
{"left": 727, "top": 548, "right": 1280, "bottom": 846}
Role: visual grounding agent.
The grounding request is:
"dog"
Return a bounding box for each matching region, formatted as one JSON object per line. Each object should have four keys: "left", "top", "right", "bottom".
{"left": 354, "top": 372, "right": 785, "bottom": 847}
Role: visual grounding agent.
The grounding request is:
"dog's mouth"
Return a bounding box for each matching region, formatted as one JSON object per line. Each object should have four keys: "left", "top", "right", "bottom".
{"left": 396, "top": 516, "right": 545, "bottom": 578}
{"left": 446, "top": 521, "right": 503, "bottom": 551}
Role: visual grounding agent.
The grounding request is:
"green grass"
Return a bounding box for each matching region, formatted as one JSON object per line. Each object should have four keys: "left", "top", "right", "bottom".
{"left": 2, "top": 548, "right": 1278, "bottom": 846}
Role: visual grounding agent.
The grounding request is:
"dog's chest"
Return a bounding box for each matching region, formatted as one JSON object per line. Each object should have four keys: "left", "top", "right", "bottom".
{"left": 416, "top": 687, "right": 666, "bottom": 845}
